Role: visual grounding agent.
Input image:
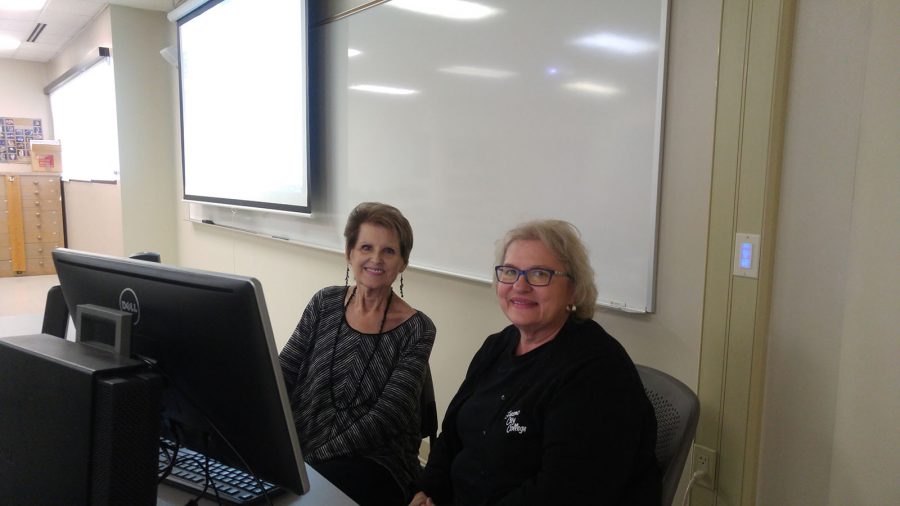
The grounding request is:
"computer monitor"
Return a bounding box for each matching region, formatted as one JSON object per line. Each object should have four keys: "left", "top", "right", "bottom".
{"left": 52, "top": 248, "right": 309, "bottom": 495}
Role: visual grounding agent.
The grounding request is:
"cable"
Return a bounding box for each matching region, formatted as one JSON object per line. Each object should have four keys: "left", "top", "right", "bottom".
{"left": 681, "top": 471, "right": 708, "bottom": 506}
{"left": 203, "top": 433, "right": 223, "bottom": 505}
{"left": 143, "top": 358, "right": 275, "bottom": 506}
{"left": 158, "top": 419, "right": 182, "bottom": 484}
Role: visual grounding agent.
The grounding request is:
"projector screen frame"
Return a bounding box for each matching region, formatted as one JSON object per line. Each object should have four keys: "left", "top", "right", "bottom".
{"left": 174, "top": 0, "right": 312, "bottom": 215}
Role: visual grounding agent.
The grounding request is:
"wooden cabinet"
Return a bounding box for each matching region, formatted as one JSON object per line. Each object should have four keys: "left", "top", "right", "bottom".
{"left": 1, "top": 173, "right": 66, "bottom": 277}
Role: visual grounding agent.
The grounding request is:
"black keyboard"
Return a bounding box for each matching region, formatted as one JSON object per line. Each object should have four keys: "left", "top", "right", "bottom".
{"left": 158, "top": 440, "right": 282, "bottom": 505}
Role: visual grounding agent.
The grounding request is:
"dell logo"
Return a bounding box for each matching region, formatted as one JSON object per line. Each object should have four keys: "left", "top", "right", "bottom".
{"left": 119, "top": 288, "right": 140, "bottom": 325}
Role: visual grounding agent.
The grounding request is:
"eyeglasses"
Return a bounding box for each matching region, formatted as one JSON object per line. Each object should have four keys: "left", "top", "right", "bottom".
{"left": 494, "top": 266, "right": 571, "bottom": 287}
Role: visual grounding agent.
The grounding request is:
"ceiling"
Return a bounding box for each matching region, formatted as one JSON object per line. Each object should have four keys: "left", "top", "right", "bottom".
{"left": 0, "top": 0, "right": 176, "bottom": 62}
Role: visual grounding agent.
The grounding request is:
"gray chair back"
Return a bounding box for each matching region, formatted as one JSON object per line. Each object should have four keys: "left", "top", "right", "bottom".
{"left": 420, "top": 365, "right": 438, "bottom": 447}
{"left": 41, "top": 285, "right": 69, "bottom": 338}
{"left": 636, "top": 365, "right": 700, "bottom": 506}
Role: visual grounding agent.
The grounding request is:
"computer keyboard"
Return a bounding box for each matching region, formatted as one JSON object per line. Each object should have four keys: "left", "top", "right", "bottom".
{"left": 158, "top": 439, "right": 282, "bottom": 505}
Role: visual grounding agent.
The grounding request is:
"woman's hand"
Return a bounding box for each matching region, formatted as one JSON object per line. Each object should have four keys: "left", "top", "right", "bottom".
{"left": 408, "top": 491, "right": 437, "bottom": 506}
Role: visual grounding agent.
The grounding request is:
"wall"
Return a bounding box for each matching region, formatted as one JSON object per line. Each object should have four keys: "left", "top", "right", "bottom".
{"left": 0, "top": 59, "right": 51, "bottom": 172}
{"left": 47, "top": 8, "right": 112, "bottom": 82}
{"left": 595, "top": 0, "right": 719, "bottom": 386}
{"left": 108, "top": 5, "right": 178, "bottom": 262}
{"left": 62, "top": 181, "right": 123, "bottom": 255}
{"left": 756, "top": 0, "right": 900, "bottom": 504}
{"left": 45, "top": 6, "right": 178, "bottom": 261}
{"left": 48, "top": 8, "right": 123, "bottom": 256}
{"left": 826, "top": 2, "right": 900, "bottom": 502}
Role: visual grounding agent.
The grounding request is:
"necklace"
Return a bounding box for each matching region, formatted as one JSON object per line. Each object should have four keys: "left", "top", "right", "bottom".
{"left": 328, "top": 285, "right": 392, "bottom": 411}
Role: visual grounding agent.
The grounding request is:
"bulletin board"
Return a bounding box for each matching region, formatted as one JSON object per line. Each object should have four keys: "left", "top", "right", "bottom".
{"left": 0, "top": 117, "right": 44, "bottom": 164}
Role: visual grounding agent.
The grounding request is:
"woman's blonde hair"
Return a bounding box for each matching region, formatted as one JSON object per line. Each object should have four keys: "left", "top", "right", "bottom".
{"left": 495, "top": 220, "right": 597, "bottom": 320}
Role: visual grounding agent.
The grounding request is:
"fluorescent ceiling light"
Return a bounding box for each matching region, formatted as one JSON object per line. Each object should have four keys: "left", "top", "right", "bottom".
{"left": 564, "top": 81, "right": 620, "bottom": 96}
{"left": 438, "top": 65, "right": 514, "bottom": 79}
{"left": 348, "top": 48, "right": 361, "bottom": 58}
{"left": 575, "top": 33, "right": 656, "bottom": 54}
{"left": 389, "top": 0, "right": 498, "bottom": 20}
{"left": 349, "top": 84, "right": 418, "bottom": 95}
{"left": 0, "top": 34, "right": 21, "bottom": 50}
{"left": 0, "top": 0, "right": 46, "bottom": 10}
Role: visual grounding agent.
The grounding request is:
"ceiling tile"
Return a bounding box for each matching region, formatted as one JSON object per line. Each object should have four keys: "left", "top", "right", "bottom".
{"left": 48, "top": 0, "right": 105, "bottom": 17}
{"left": 0, "top": 10, "right": 40, "bottom": 22}
{"left": 40, "top": 11, "right": 91, "bottom": 30}
{"left": 3, "top": 0, "right": 175, "bottom": 62}
{"left": 0, "top": 19, "right": 34, "bottom": 33}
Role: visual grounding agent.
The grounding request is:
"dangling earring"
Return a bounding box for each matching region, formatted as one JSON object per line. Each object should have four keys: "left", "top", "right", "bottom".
{"left": 400, "top": 273, "right": 405, "bottom": 298}
{"left": 566, "top": 304, "right": 577, "bottom": 313}
{"left": 344, "top": 265, "right": 350, "bottom": 286}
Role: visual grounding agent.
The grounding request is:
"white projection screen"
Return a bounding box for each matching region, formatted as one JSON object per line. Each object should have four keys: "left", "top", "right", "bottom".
{"left": 175, "top": 0, "right": 310, "bottom": 213}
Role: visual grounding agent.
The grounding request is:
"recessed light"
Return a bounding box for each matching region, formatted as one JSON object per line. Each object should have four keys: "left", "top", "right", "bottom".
{"left": 0, "top": 34, "right": 22, "bottom": 51}
{"left": 348, "top": 48, "right": 361, "bottom": 58}
{"left": 0, "top": 0, "right": 47, "bottom": 11}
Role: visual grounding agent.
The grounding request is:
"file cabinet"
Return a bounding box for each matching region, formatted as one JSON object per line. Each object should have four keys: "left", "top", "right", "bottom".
{"left": 1, "top": 173, "right": 65, "bottom": 277}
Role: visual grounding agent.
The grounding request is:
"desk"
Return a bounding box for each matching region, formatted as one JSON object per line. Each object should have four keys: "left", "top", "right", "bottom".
{"left": 157, "top": 463, "right": 357, "bottom": 505}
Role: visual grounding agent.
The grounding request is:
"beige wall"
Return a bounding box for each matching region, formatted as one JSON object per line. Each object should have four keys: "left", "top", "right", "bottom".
{"left": 43, "top": 6, "right": 178, "bottom": 261}
{"left": 0, "top": 59, "right": 51, "bottom": 172}
{"left": 47, "top": 8, "right": 112, "bottom": 83}
{"left": 826, "top": 3, "right": 900, "bottom": 502}
{"left": 757, "top": 0, "right": 900, "bottom": 504}
{"left": 61, "top": 181, "right": 124, "bottom": 256}
{"left": 108, "top": 6, "right": 178, "bottom": 263}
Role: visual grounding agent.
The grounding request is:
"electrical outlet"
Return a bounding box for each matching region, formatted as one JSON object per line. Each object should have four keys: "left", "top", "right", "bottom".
{"left": 692, "top": 444, "right": 717, "bottom": 489}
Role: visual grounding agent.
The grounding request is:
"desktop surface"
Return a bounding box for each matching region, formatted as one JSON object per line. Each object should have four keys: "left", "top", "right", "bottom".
{"left": 157, "top": 463, "right": 357, "bottom": 505}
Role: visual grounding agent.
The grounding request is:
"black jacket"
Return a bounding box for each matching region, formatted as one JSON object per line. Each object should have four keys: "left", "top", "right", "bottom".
{"left": 418, "top": 319, "right": 660, "bottom": 505}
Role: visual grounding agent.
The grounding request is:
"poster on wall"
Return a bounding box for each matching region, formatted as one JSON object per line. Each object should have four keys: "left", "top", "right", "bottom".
{"left": 0, "top": 117, "right": 43, "bottom": 164}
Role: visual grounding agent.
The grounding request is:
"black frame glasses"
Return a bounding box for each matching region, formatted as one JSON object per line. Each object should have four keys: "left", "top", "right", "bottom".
{"left": 494, "top": 266, "right": 571, "bottom": 286}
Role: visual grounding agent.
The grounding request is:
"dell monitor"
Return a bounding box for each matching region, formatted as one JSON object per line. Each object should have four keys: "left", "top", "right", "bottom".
{"left": 52, "top": 248, "right": 309, "bottom": 495}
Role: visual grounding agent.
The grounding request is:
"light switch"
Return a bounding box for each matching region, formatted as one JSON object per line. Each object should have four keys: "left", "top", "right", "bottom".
{"left": 733, "top": 233, "right": 760, "bottom": 278}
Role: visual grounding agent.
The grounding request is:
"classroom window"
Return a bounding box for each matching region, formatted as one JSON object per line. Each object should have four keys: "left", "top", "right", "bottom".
{"left": 49, "top": 56, "right": 119, "bottom": 182}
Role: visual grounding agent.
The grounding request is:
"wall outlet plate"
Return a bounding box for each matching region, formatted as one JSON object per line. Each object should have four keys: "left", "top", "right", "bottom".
{"left": 693, "top": 443, "right": 718, "bottom": 489}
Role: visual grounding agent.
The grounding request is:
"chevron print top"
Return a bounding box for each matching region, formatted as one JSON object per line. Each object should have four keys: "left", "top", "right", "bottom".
{"left": 279, "top": 286, "right": 436, "bottom": 494}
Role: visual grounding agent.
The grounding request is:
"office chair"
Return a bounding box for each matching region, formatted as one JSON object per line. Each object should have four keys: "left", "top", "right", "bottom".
{"left": 636, "top": 365, "right": 700, "bottom": 506}
{"left": 41, "top": 285, "right": 69, "bottom": 339}
{"left": 420, "top": 365, "right": 438, "bottom": 448}
{"left": 129, "top": 251, "right": 161, "bottom": 263}
{"left": 41, "top": 252, "right": 161, "bottom": 339}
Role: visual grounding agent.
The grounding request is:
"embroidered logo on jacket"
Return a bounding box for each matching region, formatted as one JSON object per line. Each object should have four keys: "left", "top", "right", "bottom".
{"left": 505, "top": 410, "right": 527, "bottom": 434}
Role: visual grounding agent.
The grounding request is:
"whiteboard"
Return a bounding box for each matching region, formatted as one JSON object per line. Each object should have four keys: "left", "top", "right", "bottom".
{"left": 188, "top": 0, "right": 669, "bottom": 313}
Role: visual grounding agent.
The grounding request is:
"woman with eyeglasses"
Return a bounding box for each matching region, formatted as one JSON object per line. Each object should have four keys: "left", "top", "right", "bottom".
{"left": 409, "top": 220, "right": 659, "bottom": 506}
